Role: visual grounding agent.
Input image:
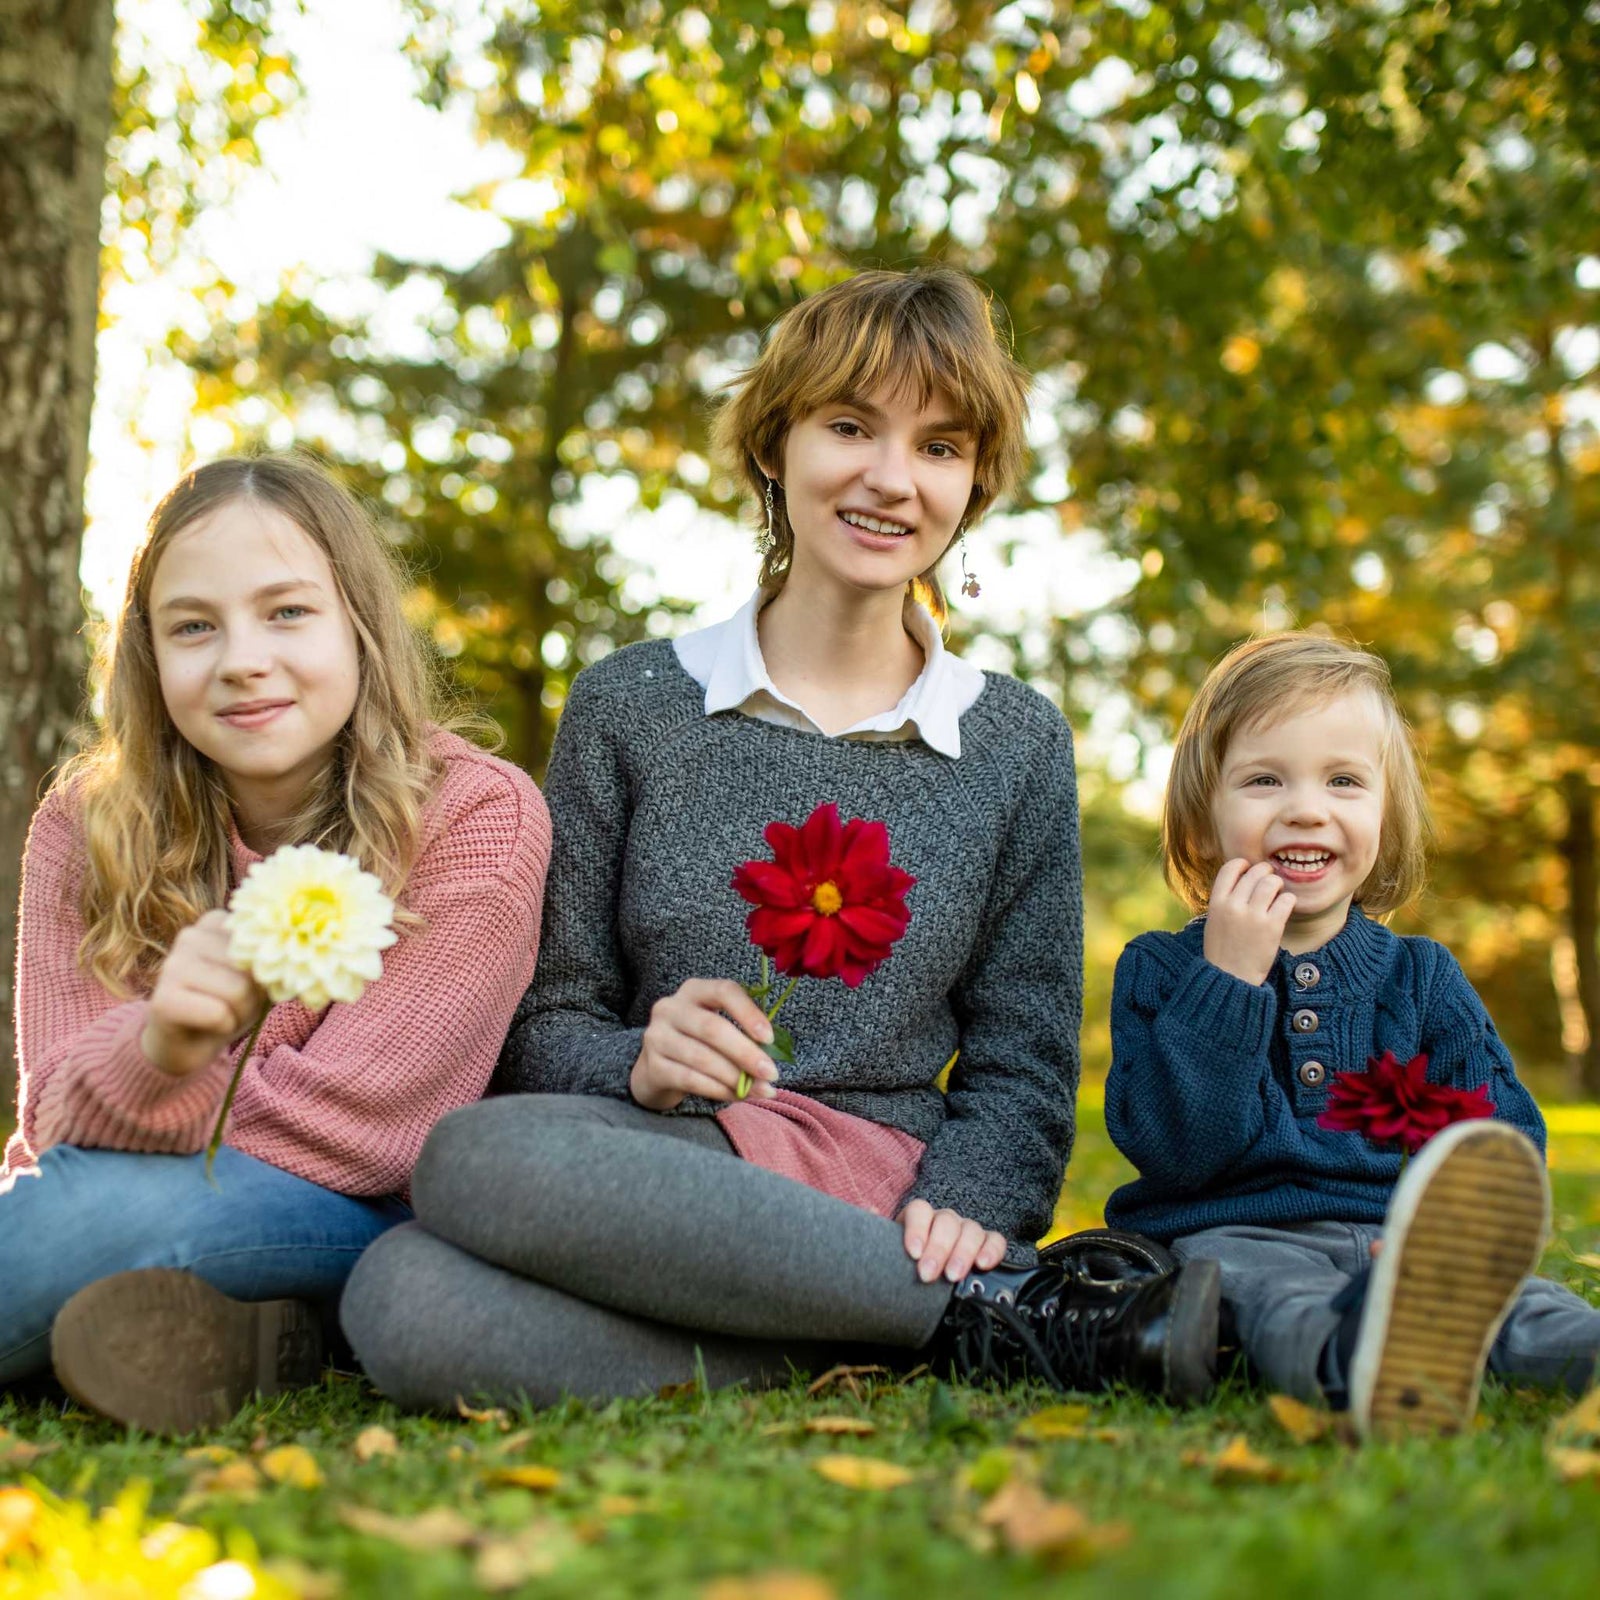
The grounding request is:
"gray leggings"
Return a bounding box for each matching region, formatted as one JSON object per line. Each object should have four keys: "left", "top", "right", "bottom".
{"left": 340, "top": 1095, "right": 954, "bottom": 1411}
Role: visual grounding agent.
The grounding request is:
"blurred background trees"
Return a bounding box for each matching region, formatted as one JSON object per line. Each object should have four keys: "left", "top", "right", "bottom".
{"left": 8, "top": 0, "right": 1599, "bottom": 1097}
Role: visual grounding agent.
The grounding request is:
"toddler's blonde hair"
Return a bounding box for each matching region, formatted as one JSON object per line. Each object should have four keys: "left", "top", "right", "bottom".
{"left": 1163, "top": 632, "right": 1430, "bottom": 916}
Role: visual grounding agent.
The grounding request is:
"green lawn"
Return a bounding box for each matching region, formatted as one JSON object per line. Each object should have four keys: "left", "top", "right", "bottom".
{"left": 3, "top": 1096, "right": 1599, "bottom": 1599}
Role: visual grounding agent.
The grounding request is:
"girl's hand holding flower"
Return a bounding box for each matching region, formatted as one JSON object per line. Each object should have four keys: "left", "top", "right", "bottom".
{"left": 1202, "top": 858, "right": 1296, "bottom": 986}
{"left": 205, "top": 844, "right": 398, "bottom": 1180}
{"left": 629, "top": 979, "right": 780, "bottom": 1111}
{"left": 896, "top": 1199, "right": 1008, "bottom": 1283}
{"left": 141, "top": 911, "right": 266, "bottom": 1079}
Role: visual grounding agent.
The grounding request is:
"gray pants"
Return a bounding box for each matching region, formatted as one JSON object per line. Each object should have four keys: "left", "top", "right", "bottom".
{"left": 1174, "top": 1221, "right": 1600, "bottom": 1402}
{"left": 340, "top": 1095, "right": 953, "bottom": 1412}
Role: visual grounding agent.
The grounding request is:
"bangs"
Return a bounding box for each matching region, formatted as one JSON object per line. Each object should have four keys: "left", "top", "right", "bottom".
{"left": 777, "top": 295, "right": 1010, "bottom": 445}
{"left": 709, "top": 267, "right": 1032, "bottom": 610}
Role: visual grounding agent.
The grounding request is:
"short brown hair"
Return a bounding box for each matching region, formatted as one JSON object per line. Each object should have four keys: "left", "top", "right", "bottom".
{"left": 1162, "top": 632, "right": 1431, "bottom": 916}
{"left": 710, "top": 267, "right": 1031, "bottom": 616}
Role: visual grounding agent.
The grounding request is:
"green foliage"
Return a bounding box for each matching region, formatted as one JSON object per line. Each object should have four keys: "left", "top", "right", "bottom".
{"left": 107, "top": 2, "right": 302, "bottom": 272}
{"left": 161, "top": 0, "right": 1600, "bottom": 1071}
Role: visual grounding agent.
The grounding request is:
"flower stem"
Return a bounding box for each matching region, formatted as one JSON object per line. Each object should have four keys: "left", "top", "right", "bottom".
{"left": 205, "top": 1009, "right": 267, "bottom": 1187}
{"left": 736, "top": 976, "right": 802, "bottom": 1103}
{"left": 765, "top": 977, "right": 800, "bottom": 1025}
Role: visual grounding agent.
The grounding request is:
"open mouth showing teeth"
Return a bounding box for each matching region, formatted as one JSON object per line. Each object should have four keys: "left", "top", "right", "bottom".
{"left": 1275, "top": 851, "right": 1332, "bottom": 868}
{"left": 840, "top": 510, "right": 914, "bottom": 537}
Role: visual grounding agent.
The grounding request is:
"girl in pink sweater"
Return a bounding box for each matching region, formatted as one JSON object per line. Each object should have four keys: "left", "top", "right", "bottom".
{"left": 1, "top": 454, "right": 550, "bottom": 1433}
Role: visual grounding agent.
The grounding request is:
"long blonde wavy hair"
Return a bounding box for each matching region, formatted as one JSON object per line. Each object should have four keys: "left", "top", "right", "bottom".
{"left": 63, "top": 453, "right": 447, "bottom": 995}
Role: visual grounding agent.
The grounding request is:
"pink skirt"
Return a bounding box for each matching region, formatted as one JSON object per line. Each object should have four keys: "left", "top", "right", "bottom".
{"left": 715, "top": 1088, "right": 926, "bottom": 1219}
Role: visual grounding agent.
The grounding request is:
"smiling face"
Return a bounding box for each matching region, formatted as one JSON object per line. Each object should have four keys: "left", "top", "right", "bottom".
{"left": 148, "top": 499, "right": 361, "bottom": 838}
{"left": 1209, "top": 690, "right": 1388, "bottom": 953}
{"left": 773, "top": 384, "right": 977, "bottom": 602}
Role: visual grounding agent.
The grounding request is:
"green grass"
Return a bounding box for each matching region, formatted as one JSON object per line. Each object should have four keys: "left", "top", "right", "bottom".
{"left": 4, "top": 1098, "right": 1600, "bottom": 1599}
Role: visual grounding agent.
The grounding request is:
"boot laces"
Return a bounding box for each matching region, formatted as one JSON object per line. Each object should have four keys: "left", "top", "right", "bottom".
{"left": 944, "top": 1293, "right": 1065, "bottom": 1388}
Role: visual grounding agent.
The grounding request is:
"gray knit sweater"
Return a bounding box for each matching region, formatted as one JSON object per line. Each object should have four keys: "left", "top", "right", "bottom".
{"left": 495, "top": 638, "right": 1083, "bottom": 1245}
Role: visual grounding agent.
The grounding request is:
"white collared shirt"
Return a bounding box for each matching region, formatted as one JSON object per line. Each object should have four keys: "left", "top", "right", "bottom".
{"left": 672, "top": 590, "right": 985, "bottom": 759}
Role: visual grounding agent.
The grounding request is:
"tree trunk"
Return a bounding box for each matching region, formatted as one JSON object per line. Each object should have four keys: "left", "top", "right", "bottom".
{"left": 1560, "top": 769, "right": 1600, "bottom": 1099}
{"left": 0, "top": 0, "right": 117, "bottom": 1111}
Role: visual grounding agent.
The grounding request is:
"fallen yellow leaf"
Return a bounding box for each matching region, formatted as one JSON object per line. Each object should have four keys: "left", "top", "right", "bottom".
{"left": 803, "top": 1417, "right": 877, "bottom": 1436}
{"left": 805, "top": 1364, "right": 891, "bottom": 1398}
{"left": 179, "top": 1459, "right": 264, "bottom": 1509}
{"left": 338, "top": 1503, "right": 478, "bottom": 1551}
{"left": 1550, "top": 1386, "right": 1600, "bottom": 1443}
{"left": 182, "top": 1445, "right": 236, "bottom": 1464}
{"left": 979, "top": 1478, "right": 1128, "bottom": 1565}
{"left": 353, "top": 1425, "right": 400, "bottom": 1463}
{"left": 810, "top": 1454, "right": 914, "bottom": 1490}
{"left": 473, "top": 1524, "right": 568, "bottom": 1591}
{"left": 456, "top": 1397, "right": 512, "bottom": 1429}
{"left": 1570, "top": 1252, "right": 1600, "bottom": 1270}
{"left": 1548, "top": 1447, "right": 1600, "bottom": 1482}
{"left": 260, "top": 1444, "right": 323, "bottom": 1489}
{"left": 1267, "top": 1394, "right": 1334, "bottom": 1444}
{"left": 0, "top": 1430, "right": 54, "bottom": 1469}
{"left": 961, "top": 1449, "right": 1017, "bottom": 1497}
{"left": 1182, "top": 1435, "right": 1288, "bottom": 1482}
{"left": 597, "top": 1494, "right": 646, "bottom": 1517}
{"left": 263, "top": 1557, "right": 343, "bottom": 1600}
{"left": 1015, "top": 1404, "right": 1093, "bottom": 1440}
{"left": 483, "top": 1464, "right": 562, "bottom": 1492}
{"left": 702, "top": 1574, "right": 838, "bottom": 1600}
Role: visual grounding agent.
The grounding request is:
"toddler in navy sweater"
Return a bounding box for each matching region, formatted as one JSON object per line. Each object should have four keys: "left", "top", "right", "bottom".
{"left": 1104, "top": 632, "right": 1599, "bottom": 1436}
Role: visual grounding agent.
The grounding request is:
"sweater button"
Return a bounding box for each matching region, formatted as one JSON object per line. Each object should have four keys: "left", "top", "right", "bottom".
{"left": 1294, "top": 961, "right": 1321, "bottom": 988}
{"left": 1298, "top": 1059, "right": 1327, "bottom": 1087}
{"left": 1291, "top": 1008, "right": 1319, "bottom": 1034}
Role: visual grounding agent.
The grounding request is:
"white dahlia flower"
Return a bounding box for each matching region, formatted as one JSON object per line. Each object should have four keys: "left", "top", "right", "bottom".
{"left": 227, "top": 844, "right": 398, "bottom": 1012}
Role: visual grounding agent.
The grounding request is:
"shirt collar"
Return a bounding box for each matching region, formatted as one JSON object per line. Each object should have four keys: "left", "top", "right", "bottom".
{"left": 1278, "top": 903, "right": 1392, "bottom": 993}
{"left": 685, "top": 589, "right": 976, "bottom": 759}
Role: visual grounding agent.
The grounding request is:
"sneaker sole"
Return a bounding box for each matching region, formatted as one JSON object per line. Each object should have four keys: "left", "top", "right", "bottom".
{"left": 50, "top": 1268, "right": 322, "bottom": 1436}
{"left": 1349, "top": 1121, "right": 1549, "bottom": 1440}
{"left": 1163, "top": 1259, "right": 1222, "bottom": 1404}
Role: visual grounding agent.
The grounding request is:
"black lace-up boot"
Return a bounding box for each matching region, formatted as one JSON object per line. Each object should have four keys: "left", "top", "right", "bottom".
{"left": 1039, "top": 1227, "right": 1179, "bottom": 1288}
{"left": 933, "top": 1257, "right": 1221, "bottom": 1403}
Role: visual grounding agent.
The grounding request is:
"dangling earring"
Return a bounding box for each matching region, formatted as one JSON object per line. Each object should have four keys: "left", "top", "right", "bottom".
{"left": 763, "top": 477, "right": 776, "bottom": 547}
{"left": 959, "top": 527, "right": 981, "bottom": 599}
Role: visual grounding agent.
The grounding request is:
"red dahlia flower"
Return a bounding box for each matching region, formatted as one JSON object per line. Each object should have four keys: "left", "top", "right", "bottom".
{"left": 1316, "top": 1050, "right": 1496, "bottom": 1156}
{"left": 731, "top": 802, "right": 915, "bottom": 988}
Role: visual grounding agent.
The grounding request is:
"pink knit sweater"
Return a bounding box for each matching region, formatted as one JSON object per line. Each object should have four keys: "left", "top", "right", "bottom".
{"left": 3, "top": 728, "right": 550, "bottom": 1199}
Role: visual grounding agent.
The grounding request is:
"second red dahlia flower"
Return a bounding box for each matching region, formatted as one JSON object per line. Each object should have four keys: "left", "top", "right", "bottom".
{"left": 1316, "top": 1049, "right": 1496, "bottom": 1156}
{"left": 731, "top": 802, "right": 915, "bottom": 987}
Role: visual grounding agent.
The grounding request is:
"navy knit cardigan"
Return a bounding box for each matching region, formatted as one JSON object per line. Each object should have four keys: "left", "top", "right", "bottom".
{"left": 1103, "top": 906, "right": 1545, "bottom": 1243}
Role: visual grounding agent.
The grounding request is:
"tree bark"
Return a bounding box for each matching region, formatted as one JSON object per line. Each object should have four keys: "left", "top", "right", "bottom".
{"left": 1561, "top": 769, "right": 1600, "bottom": 1099}
{"left": 0, "top": 0, "right": 117, "bottom": 1109}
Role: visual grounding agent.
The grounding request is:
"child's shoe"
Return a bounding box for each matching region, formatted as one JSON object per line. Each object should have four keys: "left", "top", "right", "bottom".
{"left": 51, "top": 1268, "right": 322, "bottom": 1435}
{"left": 1348, "top": 1120, "right": 1549, "bottom": 1439}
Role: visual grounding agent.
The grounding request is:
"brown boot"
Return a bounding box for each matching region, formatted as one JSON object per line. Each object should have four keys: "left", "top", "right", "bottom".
{"left": 50, "top": 1268, "right": 322, "bottom": 1436}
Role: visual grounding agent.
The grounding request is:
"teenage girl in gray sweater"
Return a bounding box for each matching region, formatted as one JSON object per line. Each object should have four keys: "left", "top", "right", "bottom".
{"left": 342, "top": 268, "right": 1220, "bottom": 1408}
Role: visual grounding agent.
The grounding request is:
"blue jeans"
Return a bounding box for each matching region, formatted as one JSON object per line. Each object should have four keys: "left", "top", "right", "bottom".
{"left": 0, "top": 1145, "right": 410, "bottom": 1385}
